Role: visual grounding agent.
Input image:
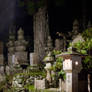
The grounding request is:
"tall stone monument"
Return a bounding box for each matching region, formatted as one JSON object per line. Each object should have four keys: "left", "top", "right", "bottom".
{"left": 34, "top": 7, "right": 49, "bottom": 64}
{"left": 7, "top": 28, "right": 15, "bottom": 66}
{"left": 72, "top": 19, "right": 79, "bottom": 39}
{"left": 0, "top": 41, "right": 5, "bottom": 82}
{"left": 0, "top": 41, "right": 4, "bottom": 65}
{"left": 15, "top": 28, "right": 28, "bottom": 65}
{"left": 55, "top": 39, "right": 64, "bottom": 51}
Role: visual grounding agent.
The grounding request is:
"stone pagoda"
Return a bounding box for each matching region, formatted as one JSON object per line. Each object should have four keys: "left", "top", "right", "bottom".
{"left": 15, "top": 28, "right": 28, "bottom": 65}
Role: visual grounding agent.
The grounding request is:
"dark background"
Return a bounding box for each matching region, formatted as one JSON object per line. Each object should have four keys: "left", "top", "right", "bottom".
{"left": 0, "top": 0, "right": 91, "bottom": 41}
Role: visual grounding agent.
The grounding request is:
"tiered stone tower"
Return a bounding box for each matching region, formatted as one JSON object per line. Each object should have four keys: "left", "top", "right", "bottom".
{"left": 15, "top": 28, "right": 28, "bottom": 65}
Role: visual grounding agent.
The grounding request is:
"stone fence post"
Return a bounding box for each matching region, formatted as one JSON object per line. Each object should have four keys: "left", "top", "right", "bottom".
{"left": 57, "top": 53, "right": 82, "bottom": 92}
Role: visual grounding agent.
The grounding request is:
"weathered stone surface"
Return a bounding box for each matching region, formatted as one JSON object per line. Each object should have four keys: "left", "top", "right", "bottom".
{"left": 34, "top": 7, "right": 49, "bottom": 63}
{"left": 5, "top": 65, "right": 10, "bottom": 75}
{"left": 0, "top": 41, "right": 4, "bottom": 65}
{"left": 8, "top": 54, "right": 15, "bottom": 65}
{"left": 0, "top": 42, "right": 3, "bottom": 54}
{"left": 72, "top": 19, "right": 79, "bottom": 39}
{"left": 44, "top": 63, "right": 52, "bottom": 83}
{"left": 55, "top": 39, "right": 64, "bottom": 51}
{"left": 14, "top": 28, "right": 28, "bottom": 65}
{"left": 30, "top": 53, "right": 39, "bottom": 66}
{"left": 35, "top": 78, "right": 46, "bottom": 89}
{"left": 62, "top": 54, "right": 82, "bottom": 92}
{"left": 72, "top": 34, "right": 84, "bottom": 46}
{"left": 12, "top": 74, "right": 24, "bottom": 92}
{"left": 0, "top": 66, "right": 5, "bottom": 82}
{"left": 15, "top": 28, "right": 28, "bottom": 52}
{"left": 15, "top": 52, "right": 28, "bottom": 65}
{"left": 59, "top": 79, "right": 66, "bottom": 92}
{"left": 0, "top": 54, "right": 4, "bottom": 65}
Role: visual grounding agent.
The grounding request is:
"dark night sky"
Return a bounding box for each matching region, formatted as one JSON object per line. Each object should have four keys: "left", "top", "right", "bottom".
{"left": 0, "top": 0, "right": 92, "bottom": 41}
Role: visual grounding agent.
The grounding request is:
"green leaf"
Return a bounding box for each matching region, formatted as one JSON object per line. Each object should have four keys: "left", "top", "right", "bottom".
{"left": 80, "top": 50, "right": 87, "bottom": 54}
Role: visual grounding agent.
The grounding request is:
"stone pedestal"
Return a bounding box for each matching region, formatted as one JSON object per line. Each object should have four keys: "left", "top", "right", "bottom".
{"left": 15, "top": 52, "right": 28, "bottom": 65}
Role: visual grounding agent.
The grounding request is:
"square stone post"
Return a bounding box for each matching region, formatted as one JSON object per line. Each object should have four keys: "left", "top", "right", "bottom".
{"left": 30, "top": 53, "right": 39, "bottom": 66}
{"left": 62, "top": 54, "right": 82, "bottom": 92}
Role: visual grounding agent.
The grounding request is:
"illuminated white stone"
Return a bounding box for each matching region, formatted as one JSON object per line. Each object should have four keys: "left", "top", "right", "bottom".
{"left": 63, "top": 59, "right": 72, "bottom": 70}
{"left": 45, "top": 63, "right": 51, "bottom": 69}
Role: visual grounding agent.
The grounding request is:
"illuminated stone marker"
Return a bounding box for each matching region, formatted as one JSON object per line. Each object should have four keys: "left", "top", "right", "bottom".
{"left": 58, "top": 53, "right": 82, "bottom": 92}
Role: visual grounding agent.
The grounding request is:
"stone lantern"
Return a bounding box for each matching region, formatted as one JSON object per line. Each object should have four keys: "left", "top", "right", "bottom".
{"left": 43, "top": 36, "right": 54, "bottom": 85}
{"left": 43, "top": 51, "right": 54, "bottom": 85}
{"left": 58, "top": 52, "right": 82, "bottom": 92}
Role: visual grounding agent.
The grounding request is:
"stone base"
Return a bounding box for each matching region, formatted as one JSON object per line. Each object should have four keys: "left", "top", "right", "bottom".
{"left": 15, "top": 52, "right": 28, "bottom": 65}
{"left": 0, "top": 66, "right": 5, "bottom": 82}
{"left": 30, "top": 53, "right": 39, "bottom": 66}
{"left": 34, "top": 78, "right": 47, "bottom": 89}
{"left": 0, "top": 54, "right": 4, "bottom": 65}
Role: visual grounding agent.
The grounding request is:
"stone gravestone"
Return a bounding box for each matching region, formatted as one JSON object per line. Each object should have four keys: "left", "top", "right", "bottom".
{"left": 0, "top": 42, "right": 5, "bottom": 82}
{"left": 0, "top": 55, "right": 4, "bottom": 65}
{"left": 7, "top": 29, "right": 15, "bottom": 66}
{"left": 34, "top": 7, "right": 49, "bottom": 64}
{"left": 55, "top": 39, "right": 64, "bottom": 51}
{"left": 34, "top": 78, "right": 46, "bottom": 90}
{"left": 15, "top": 28, "right": 28, "bottom": 65}
{"left": 0, "top": 42, "right": 4, "bottom": 65}
{"left": 0, "top": 66, "right": 5, "bottom": 82}
{"left": 30, "top": 53, "right": 39, "bottom": 66}
{"left": 62, "top": 53, "right": 82, "bottom": 92}
{"left": 8, "top": 54, "right": 15, "bottom": 65}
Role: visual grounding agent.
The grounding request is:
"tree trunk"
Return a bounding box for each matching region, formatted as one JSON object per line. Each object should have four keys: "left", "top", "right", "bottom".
{"left": 33, "top": 7, "right": 49, "bottom": 64}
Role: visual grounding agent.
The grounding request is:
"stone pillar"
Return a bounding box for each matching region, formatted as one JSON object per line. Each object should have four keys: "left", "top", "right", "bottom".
{"left": 15, "top": 28, "right": 28, "bottom": 65}
{"left": 0, "top": 42, "right": 5, "bottom": 82}
{"left": 34, "top": 7, "right": 49, "bottom": 64}
{"left": 62, "top": 54, "right": 82, "bottom": 92}
{"left": 30, "top": 53, "right": 39, "bottom": 66}
{"left": 88, "top": 74, "right": 91, "bottom": 92}
{"left": 72, "top": 19, "right": 79, "bottom": 39}
{"left": 0, "top": 42, "right": 4, "bottom": 65}
{"left": 43, "top": 36, "right": 54, "bottom": 86}
{"left": 55, "top": 39, "right": 64, "bottom": 51}
{"left": 7, "top": 28, "right": 15, "bottom": 66}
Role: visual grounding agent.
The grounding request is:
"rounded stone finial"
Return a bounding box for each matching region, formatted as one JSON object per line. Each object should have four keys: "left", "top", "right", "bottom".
{"left": 73, "top": 19, "right": 79, "bottom": 26}
{"left": 17, "top": 28, "right": 24, "bottom": 40}
{"left": 18, "top": 28, "right": 24, "bottom": 35}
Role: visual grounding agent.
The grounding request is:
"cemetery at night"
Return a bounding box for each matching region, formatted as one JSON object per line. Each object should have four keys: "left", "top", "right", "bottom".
{"left": 0, "top": 0, "right": 92, "bottom": 92}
